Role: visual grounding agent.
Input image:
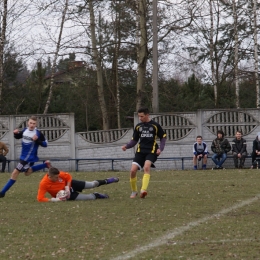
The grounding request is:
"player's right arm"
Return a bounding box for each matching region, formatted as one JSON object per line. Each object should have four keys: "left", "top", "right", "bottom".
{"left": 122, "top": 139, "right": 138, "bottom": 151}
{"left": 37, "top": 178, "right": 59, "bottom": 202}
{"left": 37, "top": 185, "right": 50, "bottom": 202}
{"left": 37, "top": 185, "right": 64, "bottom": 202}
{"left": 13, "top": 129, "right": 24, "bottom": 139}
{"left": 122, "top": 125, "right": 140, "bottom": 151}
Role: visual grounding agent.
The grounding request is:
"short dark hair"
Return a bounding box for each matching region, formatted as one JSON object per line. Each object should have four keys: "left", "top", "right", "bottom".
{"left": 217, "top": 130, "right": 224, "bottom": 137}
{"left": 236, "top": 130, "right": 243, "bottom": 135}
{"left": 137, "top": 107, "right": 149, "bottom": 114}
{"left": 48, "top": 167, "right": 60, "bottom": 176}
{"left": 196, "top": 135, "right": 203, "bottom": 139}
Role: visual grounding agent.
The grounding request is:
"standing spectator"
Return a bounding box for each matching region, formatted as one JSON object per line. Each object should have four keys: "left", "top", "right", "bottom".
{"left": 231, "top": 130, "right": 247, "bottom": 169}
{"left": 251, "top": 132, "right": 260, "bottom": 169}
{"left": 122, "top": 107, "right": 166, "bottom": 199}
{"left": 0, "top": 141, "right": 9, "bottom": 173}
{"left": 211, "top": 130, "right": 231, "bottom": 169}
{"left": 0, "top": 116, "right": 49, "bottom": 198}
{"left": 193, "top": 136, "right": 208, "bottom": 170}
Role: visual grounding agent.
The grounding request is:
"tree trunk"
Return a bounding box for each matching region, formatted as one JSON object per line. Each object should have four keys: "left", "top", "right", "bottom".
{"left": 43, "top": 0, "right": 68, "bottom": 114}
{"left": 89, "top": 0, "right": 109, "bottom": 130}
{"left": 209, "top": 0, "right": 217, "bottom": 107}
{"left": 152, "top": 0, "right": 158, "bottom": 113}
{"left": 232, "top": 0, "right": 239, "bottom": 108}
{"left": 253, "top": 0, "right": 260, "bottom": 108}
{"left": 136, "top": 0, "right": 148, "bottom": 111}
{"left": 37, "top": 61, "right": 44, "bottom": 113}
{"left": 114, "top": 1, "right": 121, "bottom": 129}
{"left": 0, "top": 0, "right": 8, "bottom": 114}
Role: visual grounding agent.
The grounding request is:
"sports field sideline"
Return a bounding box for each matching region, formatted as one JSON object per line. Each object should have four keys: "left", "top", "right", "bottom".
{"left": 0, "top": 169, "right": 260, "bottom": 259}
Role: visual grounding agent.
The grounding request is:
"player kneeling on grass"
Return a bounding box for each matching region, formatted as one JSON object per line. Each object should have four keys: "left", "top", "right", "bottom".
{"left": 37, "top": 167, "right": 119, "bottom": 202}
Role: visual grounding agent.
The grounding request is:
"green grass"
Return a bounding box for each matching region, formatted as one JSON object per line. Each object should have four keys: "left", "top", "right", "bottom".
{"left": 0, "top": 169, "right": 260, "bottom": 259}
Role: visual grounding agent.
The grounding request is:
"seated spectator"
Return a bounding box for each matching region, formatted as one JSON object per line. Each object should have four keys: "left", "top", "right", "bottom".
{"left": 251, "top": 132, "right": 260, "bottom": 169}
{"left": 231, "top": 130, "right": 247, "bottom": 169}
{"left": 193, "top": 136, "right": 208, "bottom": 170}
{"left": 211, "top": 130, "right": 231, "bottom": 169}
{"left": 0, "top": 141, "right": 9, "bottom": 173}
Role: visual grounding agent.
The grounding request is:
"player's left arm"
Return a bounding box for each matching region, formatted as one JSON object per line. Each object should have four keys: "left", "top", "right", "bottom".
{"left": 61, "top": 172, "right": 72, "bottom": 199}
{"left": 36, "top": 131, "right": 48, "bottom": 147}
{"left": 157, "top": 125, "right": 167, "bottom": 155}
{"left": 65, "top": 181, "right": 72, "bottom": 199}
{"left": 203, "top": 142, "right": 209, "bottom": 155}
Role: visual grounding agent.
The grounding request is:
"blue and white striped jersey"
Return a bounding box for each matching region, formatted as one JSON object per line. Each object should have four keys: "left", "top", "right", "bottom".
{"left": 14, "top": 127, "right": 48, "bottom": 162}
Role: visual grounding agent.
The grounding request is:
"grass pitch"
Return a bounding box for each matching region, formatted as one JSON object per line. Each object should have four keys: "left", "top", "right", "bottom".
{"left": 0, "top": 168, "right": 260, "bottom": 259}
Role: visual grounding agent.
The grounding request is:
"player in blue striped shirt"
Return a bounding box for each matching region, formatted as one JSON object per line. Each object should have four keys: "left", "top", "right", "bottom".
{"left": 0, "top": 116, "right": 50, "bottom": 198}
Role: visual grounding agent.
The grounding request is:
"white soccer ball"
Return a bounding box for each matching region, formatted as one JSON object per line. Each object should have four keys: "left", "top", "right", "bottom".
{"left": 56, "top": 190, "right": 67, "bottom": 199}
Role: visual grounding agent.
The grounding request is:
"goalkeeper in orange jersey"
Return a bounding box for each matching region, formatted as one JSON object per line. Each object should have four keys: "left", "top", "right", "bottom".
{"left": 37, "top": 167, "right": 119, "bottom": 202}
{"left": 122, "top": 107, "right": 166, "bottom": 199}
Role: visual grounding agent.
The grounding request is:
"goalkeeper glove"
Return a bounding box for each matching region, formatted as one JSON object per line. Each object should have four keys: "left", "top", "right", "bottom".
{"left": 65, "top": 186, "right": 71, "bottom": 199}
{"left": 50, "top": 197, "right": 65, "bottom": 202}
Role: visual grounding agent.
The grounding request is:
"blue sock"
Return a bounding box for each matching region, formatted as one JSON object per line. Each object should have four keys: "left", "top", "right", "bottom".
{"left": 202, "top": 164, "right": 206, "bottom": 168}
{"left": 1, "top": 179, "right": 16, "bottom": 194}
{"left": 193, "top": 165, "right": 197, "bottom": 170}
{"left": 31, "top": 163, "right": 47, "bottom": 172}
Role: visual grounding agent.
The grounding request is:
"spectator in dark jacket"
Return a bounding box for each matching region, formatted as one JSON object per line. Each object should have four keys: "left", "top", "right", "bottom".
{"left": 251, "top": 132, "right": 260, "bottom": 168}
{"left": 231, "top": 131, "right": 247, "bottom": 169}
{"left": 211, "top": 130, "right": 231, "bottom": 169}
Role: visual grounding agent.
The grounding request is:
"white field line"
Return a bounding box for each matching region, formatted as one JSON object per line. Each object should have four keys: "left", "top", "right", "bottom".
{"left": 167, "top": 238, "right": 254, "bottom": 246}
{"left": 110, "top": 194, "right": 260, "bottom": 260}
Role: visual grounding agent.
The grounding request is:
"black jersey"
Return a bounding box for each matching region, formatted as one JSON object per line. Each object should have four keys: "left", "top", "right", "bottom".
{"left": 132, "top": 120, "right": 166, "bottom": 154}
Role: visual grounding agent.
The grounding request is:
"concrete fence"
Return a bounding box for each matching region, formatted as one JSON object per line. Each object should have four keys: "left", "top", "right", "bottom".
{"left": 1, "top": 109, "right": 260, "bottom": 172}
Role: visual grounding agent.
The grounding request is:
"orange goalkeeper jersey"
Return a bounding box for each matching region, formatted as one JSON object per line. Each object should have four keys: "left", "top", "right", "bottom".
{"left": 37, "top": 171, "right": 72, "bottom": 202}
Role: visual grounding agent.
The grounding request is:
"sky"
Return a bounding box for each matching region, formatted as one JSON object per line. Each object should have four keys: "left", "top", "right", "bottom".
{"left": 5, "top": 0, "right": 260, "bottom": 83}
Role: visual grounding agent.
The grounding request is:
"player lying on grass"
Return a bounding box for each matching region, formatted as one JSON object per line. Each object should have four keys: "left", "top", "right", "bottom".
{"left": 37, "top": 167, "right": 119, "bottom": 202}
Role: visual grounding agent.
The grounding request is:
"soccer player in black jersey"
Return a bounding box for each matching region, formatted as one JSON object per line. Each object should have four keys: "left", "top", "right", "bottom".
{"left": 122, "top": 107, "right": 166, "bottom": 199}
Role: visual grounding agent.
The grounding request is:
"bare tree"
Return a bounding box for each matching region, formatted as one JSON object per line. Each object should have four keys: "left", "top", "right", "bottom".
{"left": 135, "top": 0, "right": 195, "bottom": 110}
{"left": 232, "top": 0, "right": 239, "bottom": 108}
{"left": 209, "top": 0, "right": 217, "bottom": 107}
{"left": 88, "top": 0, "right": 109, "bottom": 130}
{"left": 0, "top": 0, "right": 8, "bottom": 114}
{"left": 136, "top": 0, "right": 148, "bottom": 110}
{"left": 253, "top": 0, "right": 260, "bottom": 108}
{"left": 113, "top": 0, "right": 121, "bottom": 128}
{"left": 43, "top": 0, "right": 69, "bottom": 114}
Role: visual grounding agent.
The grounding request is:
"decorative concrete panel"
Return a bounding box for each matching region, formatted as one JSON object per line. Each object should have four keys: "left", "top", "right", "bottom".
{"left": 1, "top": 110, "right": 260, "bottom": 172}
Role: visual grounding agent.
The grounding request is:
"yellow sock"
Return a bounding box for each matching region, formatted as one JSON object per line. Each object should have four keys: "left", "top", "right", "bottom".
{"left": 130, "top": 177, "right": 137, "bottom": 192}
{"left": 141, "top": 173, "right": 150, "bottom": 191}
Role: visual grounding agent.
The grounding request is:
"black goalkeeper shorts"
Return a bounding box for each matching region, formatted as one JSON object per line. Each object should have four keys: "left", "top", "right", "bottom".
{"left": 68, "top": 179, "right": 85, "bottom": 200}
